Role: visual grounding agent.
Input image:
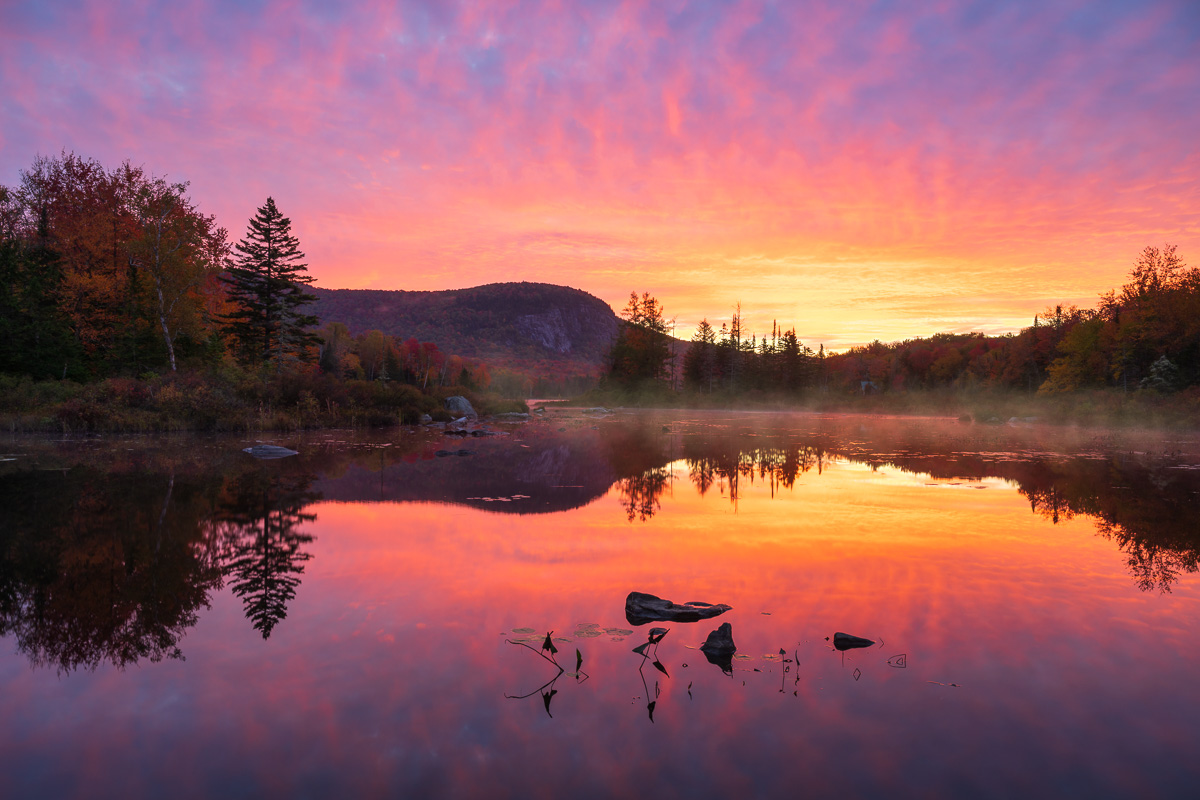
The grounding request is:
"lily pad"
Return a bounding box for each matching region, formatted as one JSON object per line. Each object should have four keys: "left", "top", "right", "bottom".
{"left": 511, "top": 627, "right": 536, "bottom": 634}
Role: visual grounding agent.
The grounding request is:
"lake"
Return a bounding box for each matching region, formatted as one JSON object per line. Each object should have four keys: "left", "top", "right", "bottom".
{"left": 2, "top": 409, "right": 1199, "bottom": 799}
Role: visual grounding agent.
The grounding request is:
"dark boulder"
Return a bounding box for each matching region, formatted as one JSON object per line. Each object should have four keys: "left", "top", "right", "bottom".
{"left": 700, "top": 622, "right": 737, "bottom": 674}
{"left": 624, "top": 591, "right": 731, "bottom": 626}
{"left": 833, "top": 632, "right": 875, "bottom": 651}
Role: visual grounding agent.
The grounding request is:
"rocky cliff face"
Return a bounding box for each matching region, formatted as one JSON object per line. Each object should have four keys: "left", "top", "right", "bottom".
{"left": 515, "top": 300, "right": 623, "bottom": 355}
{"left": 310, "top": 282, "right": 621, "bottom": 374}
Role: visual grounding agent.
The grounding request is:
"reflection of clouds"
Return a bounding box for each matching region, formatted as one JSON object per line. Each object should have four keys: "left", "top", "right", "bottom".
{"left": 5, "top": 419, "right": 1200, "bottom": 796}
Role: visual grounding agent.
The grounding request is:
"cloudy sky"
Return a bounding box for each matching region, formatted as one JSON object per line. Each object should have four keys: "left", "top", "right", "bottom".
{"left": 2, "top": 0, "right": 1198, "bottom": 348}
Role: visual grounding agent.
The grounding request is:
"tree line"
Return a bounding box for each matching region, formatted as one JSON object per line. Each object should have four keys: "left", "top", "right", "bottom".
{"left": 0, "top": 152, "right": 495, "bottom": 419}
{"left": 606, "top": 245, "right": 1199, "bottom": 400}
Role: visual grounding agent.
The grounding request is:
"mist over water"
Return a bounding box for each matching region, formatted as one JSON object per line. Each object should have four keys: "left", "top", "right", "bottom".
{"left": 2, "top": 410, "right": 1199, "bottom": 798}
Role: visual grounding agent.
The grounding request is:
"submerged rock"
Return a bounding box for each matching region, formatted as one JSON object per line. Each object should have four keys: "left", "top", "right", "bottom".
{"left": 625, "top": 591, "right": 732, "bottom": 626}
{"left": 445, "top": 396, "right": 478, "bottom": 419}
{"left": 833, "top": 632, "right": 875, "bottom": 651}
{"left": 242, "top": 445, "right": 298, "bottom": 459}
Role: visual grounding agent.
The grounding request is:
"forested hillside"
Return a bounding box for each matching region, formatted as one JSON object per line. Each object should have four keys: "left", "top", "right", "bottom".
{"left": 310, "top": 282, "right": 620, "bottom": 385}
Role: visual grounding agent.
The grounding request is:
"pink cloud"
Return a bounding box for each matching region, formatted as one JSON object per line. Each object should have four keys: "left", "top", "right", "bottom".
{"left": 2, "top": 0, "right": 1198, "bottom": 348}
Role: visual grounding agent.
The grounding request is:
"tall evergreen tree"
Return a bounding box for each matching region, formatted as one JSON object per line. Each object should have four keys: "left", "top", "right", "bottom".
{"left": 222, "top": 197, "right": 318, "bottom": 367}
{"left": 607, "top": 291, "right": 673, "bottom": 384}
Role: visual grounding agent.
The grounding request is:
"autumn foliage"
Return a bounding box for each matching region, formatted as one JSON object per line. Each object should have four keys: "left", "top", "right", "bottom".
{"left": 608, "top": 245, "right": 1199, "bottom": 413}
{"left": 0, "top": 152, "right": 525, "bottom": 430}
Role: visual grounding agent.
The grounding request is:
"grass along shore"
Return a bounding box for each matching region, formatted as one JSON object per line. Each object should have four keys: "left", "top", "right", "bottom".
{"left": 0, "top": 372, "right": 528, "bottom": 433}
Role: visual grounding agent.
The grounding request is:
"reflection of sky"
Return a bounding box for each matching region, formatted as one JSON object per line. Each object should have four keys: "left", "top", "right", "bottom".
{"left": 4, "top": 454, "right": 1200, "bottom": 797}
{"left": 3, "top": 1, "right": 1199, "bottom": 347}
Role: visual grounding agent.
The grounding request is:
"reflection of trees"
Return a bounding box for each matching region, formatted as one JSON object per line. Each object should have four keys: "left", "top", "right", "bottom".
{"left": 685, "top": 445, "right": 827, "bottom": 507}
{"left": 0, "top": 454, "right": 322, "bottom": 670}
{"left": 616, "top": 466, "right": 675, "bottom": 522}
{"left": 209, "top": 470, "right": 319, "bottom": 639}
{"left": 0, "top": 467, "right": 224, "bottom": 672}
{"left": 1014, "top": 457, "right": 1200, "bottom": 592}
{"left": 671, "top": 423, "right": 1200, "bottom": 593}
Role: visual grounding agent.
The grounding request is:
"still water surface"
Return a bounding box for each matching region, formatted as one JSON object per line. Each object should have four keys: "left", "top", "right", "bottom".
{"left": 2, "top": 410, "right": 1200, "bottom": 799}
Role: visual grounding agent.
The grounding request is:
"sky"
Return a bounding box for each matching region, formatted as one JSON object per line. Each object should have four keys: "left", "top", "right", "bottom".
{"left": 2, "top": 0, "right": 1198, "bottom": 349}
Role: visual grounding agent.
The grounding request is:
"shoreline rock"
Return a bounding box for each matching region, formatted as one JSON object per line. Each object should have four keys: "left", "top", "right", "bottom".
{"left": 445, "top": 396, "right": 478, "bottom": 419}
{"left": 243, "top": 444, "right": 298, "bottom": 459}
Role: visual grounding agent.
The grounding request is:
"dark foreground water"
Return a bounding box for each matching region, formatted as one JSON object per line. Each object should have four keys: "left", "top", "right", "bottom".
{"left": 2, "top": 410, "right": 1200, "bottom": 799}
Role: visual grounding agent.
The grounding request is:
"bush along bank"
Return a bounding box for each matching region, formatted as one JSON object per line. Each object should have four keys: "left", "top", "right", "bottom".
{"left": 0, "top": 371, "right": 528, "bottom": 433}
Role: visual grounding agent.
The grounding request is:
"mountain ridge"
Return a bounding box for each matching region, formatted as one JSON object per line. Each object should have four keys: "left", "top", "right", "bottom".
{"left": 310, "top": 281, "right": 622, "bottom": 376}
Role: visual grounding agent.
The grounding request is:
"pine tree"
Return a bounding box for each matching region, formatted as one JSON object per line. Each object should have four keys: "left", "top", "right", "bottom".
{"left": 222, "top": 197, "right": 318, "bottom": 367}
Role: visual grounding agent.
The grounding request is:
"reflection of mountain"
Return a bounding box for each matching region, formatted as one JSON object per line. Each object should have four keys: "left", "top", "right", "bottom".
{"left": 2, "top": 416, "right": 1197, "bottom": 674}
{"left": 310, "top": 422, "right": 673, "bottom": 515}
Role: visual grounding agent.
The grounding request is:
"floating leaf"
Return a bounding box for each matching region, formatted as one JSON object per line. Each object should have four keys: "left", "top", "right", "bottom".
{"left": 512, "top": 627, "right": 535, "bottom": 634}
{"left": 648, "top": 628, "right": 669, "bottom": 645}
{"left": 573, "top": 629, "right": 602, "bottom": 638}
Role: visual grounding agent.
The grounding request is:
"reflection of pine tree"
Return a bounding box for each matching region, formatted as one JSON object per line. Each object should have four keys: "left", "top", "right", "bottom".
{"left": 218, "top": 471, "right": 318, "bottom": 639}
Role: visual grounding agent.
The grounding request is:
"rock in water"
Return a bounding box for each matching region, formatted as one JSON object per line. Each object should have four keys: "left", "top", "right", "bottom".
{"left": 445, "top": 396, "right": 478, "bottom": 419}
{"left": 625, "top": 591, "right": 732, "bottom": 625}
{"left": 700, "top": 622, "right": 737, "bottom": 674}
{"left": 243, "top": 445, "right": 298, "bottom": 459}
{"left": 833, "top": 632, "right": 875, "bottom": 651}
{"left": 700, "top": 622, "right": 737, "bottom": 655}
